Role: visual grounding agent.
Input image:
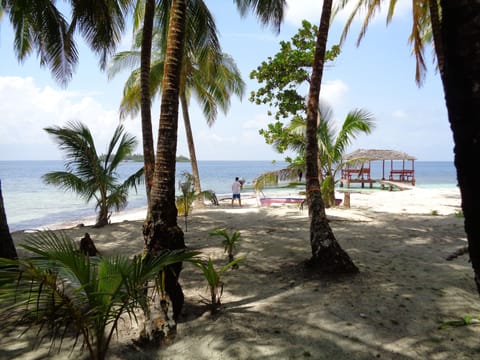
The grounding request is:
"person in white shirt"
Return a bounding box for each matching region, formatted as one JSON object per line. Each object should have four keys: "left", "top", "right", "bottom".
{"left": 232, "top": 177, "right": 242, "bottom": 207}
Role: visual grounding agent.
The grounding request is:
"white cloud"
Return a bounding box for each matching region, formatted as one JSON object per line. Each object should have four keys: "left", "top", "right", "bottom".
{"left": 0, "top": 76, "right": 142, "bottom": 159}
{"left": 321, "top": 79, "right": 349, "bottom": 107}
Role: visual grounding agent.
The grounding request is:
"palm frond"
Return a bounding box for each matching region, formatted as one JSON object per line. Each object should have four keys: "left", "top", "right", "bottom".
{"left": 233, "top": 0, "right": 286, "bottom": 33}
{"left": 0, "top": 230, "right": 200, "bottom": 358}
{"left": 107, "top": 50, "right": 142, "bottom": 80}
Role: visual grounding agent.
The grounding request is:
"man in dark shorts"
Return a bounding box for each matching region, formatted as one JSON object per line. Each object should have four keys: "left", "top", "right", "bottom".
{"left": 232, "top": 177, "right": 242, "bottom": 207}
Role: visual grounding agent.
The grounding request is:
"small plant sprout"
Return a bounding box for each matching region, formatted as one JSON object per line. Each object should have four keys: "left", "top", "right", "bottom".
{"left": 193, "top": 257, "right": 244, "bottom": 313}
{"left": 209, "top": 228, "right": 241, "bottom": 265}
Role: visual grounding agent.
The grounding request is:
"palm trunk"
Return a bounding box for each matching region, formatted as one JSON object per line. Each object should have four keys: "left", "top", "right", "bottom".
{"left": 95, "top": 193, "right": 109, "bottom": 228}
{"left": 440, "top": 0, "right": 480, "bottom": 294}
{"left": 143, "top": 0, "right": 187, "bottom": 341}
{"left": 180, "top": 92, "right": 204, "bottom": 208}
{"left": 428, "top": 0, "right": 445, "bottom": 83}
{"left": 305, "top": 0, "right": 357, "bottom": 273}
{"left": 0, "top": 180, "right": 17, "bottom": 259}
{"left": 140, "top": 0, "right": 156, "bottom": 208}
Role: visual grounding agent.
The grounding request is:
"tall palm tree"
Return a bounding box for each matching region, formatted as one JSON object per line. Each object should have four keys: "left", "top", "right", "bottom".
{"left": 304, "top": 0, "right": 358, "bottom": 273}
{"left": 336, "top": 1, "right": 480, "bottom": 295}
{"left": 439, "top": 1, "right": 480, "bottom": 294}
{"left": 133, "top": 0, "right": 156, "bottom": 208}
{"left": 142, "top": 0, "right": 188, "bottom": 342}
{"left": 43, "top": 121, "right": 144, "bottom": 228}
{"left": 141, "top": 0, "right": 287, "bottom": 341}
{"left": 108, "top": 26, "right": 245, "bottom": 208}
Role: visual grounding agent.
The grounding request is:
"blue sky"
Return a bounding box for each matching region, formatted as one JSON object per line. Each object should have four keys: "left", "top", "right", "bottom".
{"left": 0, "top": 0, "right": 453, "bottom": 161}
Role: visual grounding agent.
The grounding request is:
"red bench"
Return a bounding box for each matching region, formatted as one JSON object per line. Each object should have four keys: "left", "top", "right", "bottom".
{"left": 389, "top": 169, "right": 415, "bottom": 184}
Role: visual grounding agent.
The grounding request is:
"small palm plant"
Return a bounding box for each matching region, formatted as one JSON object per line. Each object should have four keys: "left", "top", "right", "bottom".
{"left": 0, "top": 231, "right": 199, "bottom": 360}
{"left": 43, "top": 121, "right": 144, "bottom": 227}
{"left": 209, "top": 228, "right": 241, "bottom": 264}
{"left": 177, "top": 172, "right": 218, "bottom": 231}
{"left": 193, "top": 257, "right": 244, "bottom": 314}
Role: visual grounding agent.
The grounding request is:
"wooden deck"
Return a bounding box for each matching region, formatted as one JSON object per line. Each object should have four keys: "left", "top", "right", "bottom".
{"left": 379, "top": 180, "right": 415, "bottom": 191}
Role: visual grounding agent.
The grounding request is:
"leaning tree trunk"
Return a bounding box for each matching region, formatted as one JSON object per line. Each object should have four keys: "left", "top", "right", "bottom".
{"left": 0, "top": 180, "right": 17, "bottom": 259}
{"left": 142, "top": 0, "right": 187, "bottom": 342}
{"left": 304, "top": 0, "right": 358, "bottom": 274}
{"left": 140, "top": 0, "right": 156, "bottom": 208}
{"left": 440, "top": 0, "right": 480, "bottom": 294}
{"left": 180, "top": 92, "right": 204, "bottom": 208}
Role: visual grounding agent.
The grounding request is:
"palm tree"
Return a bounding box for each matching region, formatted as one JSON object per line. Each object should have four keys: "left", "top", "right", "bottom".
{"left": 304, "top": 0, "right": 358, "bottom": 273}
{"left": 336, "top": 1, "right": 480, "bottom": 294}
{"left": 133, "top": 0, "right": 156, "bottom": 208}
{"left": 43, "top": 121, "right": 144, "bottom": 228}
{"left": 140, "top": 0, "right": 287, "bottom": 340}
{"left": 289, "top": 104, "right": 375, "bottom": 206}
{"left": 0, "top": 230, "right": 198, "bottom": 360}
{"left": 439, "top": 1, "right": 480, "bottom": 294}
{"left": 108, "top": 8, "right": 244, "bottom": 209}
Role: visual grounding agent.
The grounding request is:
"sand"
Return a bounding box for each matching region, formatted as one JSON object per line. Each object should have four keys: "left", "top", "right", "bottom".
{"left": 3, "top": 186, "right": 480, "bottom": 360}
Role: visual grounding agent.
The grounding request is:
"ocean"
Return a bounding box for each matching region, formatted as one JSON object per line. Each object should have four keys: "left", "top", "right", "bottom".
{"left": 0, "top": 160, "right": 457, "bottom": 232}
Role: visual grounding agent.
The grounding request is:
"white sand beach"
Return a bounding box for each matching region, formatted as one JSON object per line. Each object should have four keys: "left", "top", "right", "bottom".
{"left": 4, "top": 186, "right": 480, "bottom": 360}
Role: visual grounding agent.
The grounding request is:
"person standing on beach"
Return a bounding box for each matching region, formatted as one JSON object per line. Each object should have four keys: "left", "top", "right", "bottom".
{"left": 232, "top": 177, "right": 242, "bottom": 207}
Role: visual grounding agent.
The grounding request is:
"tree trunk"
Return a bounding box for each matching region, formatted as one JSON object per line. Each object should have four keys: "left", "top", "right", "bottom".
{"left": 95, "top": 200, "right": 109, "bottom": 228}
{"left": 180, "top": 92, "right": 204, "bottom": 208}
{"left": 142, "top": 0, "right": 186, "bottom": 341}
{"left": 0, "top": 180, "right": 17, "bottom": 259}
{"left": 305, "top": 0, "right": 358, "bottom": 274}
{"left": 428, "top": 0, "right": 445, "bottom": 83}
{"left": 140, "top": 0, "right": 156, "bottom": 208}
{"left": 440, "top": 0, "right": 480, "bottom": 294}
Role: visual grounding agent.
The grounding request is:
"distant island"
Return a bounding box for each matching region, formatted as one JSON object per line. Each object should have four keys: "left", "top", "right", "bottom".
{"left": 100, "top": 154, "right": 190, "bottom": 162}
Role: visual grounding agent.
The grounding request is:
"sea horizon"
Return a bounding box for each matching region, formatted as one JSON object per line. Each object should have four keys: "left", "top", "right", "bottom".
{"left": 1, "top": 160, "right": 458, "bottom": 232}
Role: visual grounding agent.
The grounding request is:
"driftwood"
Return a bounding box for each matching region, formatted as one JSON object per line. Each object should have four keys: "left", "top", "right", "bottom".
{"left": 80, "top": 233, "right": 99, "bottom": 256}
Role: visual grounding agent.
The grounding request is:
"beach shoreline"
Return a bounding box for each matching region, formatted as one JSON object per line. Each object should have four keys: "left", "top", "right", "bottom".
{"left": 6, "top": 186, "right": 478, "bottom": 360}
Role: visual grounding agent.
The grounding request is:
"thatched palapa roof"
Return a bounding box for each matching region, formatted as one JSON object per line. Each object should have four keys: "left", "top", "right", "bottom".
{"left": 343, "top": 149, "right": 417, "bottom": 161}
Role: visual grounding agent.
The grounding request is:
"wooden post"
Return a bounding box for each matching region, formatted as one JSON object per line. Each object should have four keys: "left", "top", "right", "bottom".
{"left": 344, "top": 192, "right": 351, "bottom": 208}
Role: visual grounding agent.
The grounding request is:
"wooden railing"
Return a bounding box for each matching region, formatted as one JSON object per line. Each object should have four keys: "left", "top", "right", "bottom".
{"left": 389, "top": 169, "right": 415, "bottom": 183}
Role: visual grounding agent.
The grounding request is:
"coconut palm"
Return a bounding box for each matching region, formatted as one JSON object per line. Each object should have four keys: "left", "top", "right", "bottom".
{"left": 132, "top": 0, "right": 156, "bottom": 208}
{"left": 0, "top": 230, "right": 198, "bottom": 360}
{"left": 108, "top": 6, "right": 244, "bottom": 208}
{"left": 302, "top": 0, "right": 358, "bottom": 273}
{"left": 439, "top": 2, "right": 480, "bottom": 294}
{"left": 289, "top": 104, "right": 375, "bottom": 206}
{"left": 335, "top": 1, "right": 480, "bottom": 293}
{"left": 43, "top": 121, "right": 143, "bottom": 228}
{"left": 140, "top": 0, "right": 287, "bottom": 341}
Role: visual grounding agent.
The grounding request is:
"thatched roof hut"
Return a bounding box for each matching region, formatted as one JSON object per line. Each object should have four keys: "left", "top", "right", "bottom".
{"left": 341, "top": 149, "right": 416, "bottom": 185}
{"left": 343, "top": 149, "right": 416, "bottom": 161}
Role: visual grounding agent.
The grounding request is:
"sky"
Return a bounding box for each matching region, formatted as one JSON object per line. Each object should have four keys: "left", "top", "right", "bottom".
{"left": 0, "top": 0, "right": 454, "bottom": 161}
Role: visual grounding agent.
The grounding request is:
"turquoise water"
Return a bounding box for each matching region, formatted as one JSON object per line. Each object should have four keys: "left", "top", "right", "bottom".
{"left": 0, "top": 160, "right": 457, "bottom": 231}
